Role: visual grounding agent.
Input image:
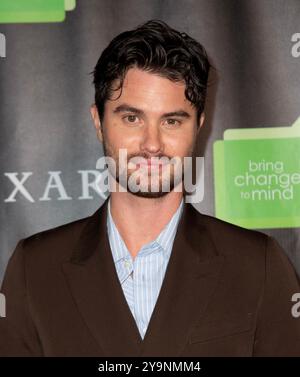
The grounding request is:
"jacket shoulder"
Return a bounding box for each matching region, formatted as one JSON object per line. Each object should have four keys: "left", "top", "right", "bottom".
{"left": 15, "top": 211, "right": 94, "bottom": 263}
{"left": 195, "top": 209, "right": 269, "bottom": 258}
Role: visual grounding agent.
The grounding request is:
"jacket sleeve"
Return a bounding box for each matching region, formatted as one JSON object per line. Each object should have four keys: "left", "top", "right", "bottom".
{"left": 0, "top": 239, "right": 43, "bottom": 356}
{"left": 253, "top": 235, "right": 300, "bottom": 356}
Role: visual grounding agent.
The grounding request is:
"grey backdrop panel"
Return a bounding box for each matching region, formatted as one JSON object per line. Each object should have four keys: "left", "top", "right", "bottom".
{"left": 1, "top": 0, "right": 300, "bottom": 283}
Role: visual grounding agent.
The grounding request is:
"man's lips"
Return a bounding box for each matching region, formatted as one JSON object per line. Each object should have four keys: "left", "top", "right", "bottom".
{"left": 128, "top": 158, "right": 169, "bottom": 169}
{"left": 138, "top": 159, "right": 167, "bottom": 166}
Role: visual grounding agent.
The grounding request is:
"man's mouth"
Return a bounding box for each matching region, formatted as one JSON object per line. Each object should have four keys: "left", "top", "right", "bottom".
{"left": 139, "top": 159, "right": 167, "bottom": 166}
{"left": 128, "top": 157, "right": 169, "bottom": 169}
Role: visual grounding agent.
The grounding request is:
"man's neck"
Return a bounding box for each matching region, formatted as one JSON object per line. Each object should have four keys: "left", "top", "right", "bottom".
{"left": 109, "top": 191, "right": 184, "bottom": 259}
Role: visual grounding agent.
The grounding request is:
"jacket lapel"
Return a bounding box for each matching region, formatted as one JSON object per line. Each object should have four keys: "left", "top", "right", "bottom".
{"left": 139, "top": 203, "right": 225, "bottom": 356}
{"left": 62, "top": 197, "right": 225, "bottom": 356}
{"left": 62, "top": 199, "right": 143, "bottom": 356}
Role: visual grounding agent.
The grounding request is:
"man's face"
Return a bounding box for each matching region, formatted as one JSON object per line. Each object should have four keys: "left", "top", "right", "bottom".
{"left": 91, "top": 67, "right": 204, "bottom": 198}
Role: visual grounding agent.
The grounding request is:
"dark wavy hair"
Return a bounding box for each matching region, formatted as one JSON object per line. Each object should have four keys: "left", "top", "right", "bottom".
{"left": 92, "top": 19, "right": 211, "bottom": 124}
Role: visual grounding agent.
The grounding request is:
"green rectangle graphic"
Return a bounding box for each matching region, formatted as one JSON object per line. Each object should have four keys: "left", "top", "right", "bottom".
{"left": 213, "top": 118, "right": 300, "bottom": 229}
{"left": 64, "top": 0, "right": 76, "bottom": 11}
{"left": 0, "top": 0, "right": 66, "bottom": 23}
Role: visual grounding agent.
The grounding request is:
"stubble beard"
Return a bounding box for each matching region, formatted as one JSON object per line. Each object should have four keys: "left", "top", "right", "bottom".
{"left": 101, "top": 139, "right": 191, "bottom": 199}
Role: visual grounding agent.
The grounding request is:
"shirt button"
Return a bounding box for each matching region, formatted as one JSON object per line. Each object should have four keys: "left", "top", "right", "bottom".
{"left": 124, "top": 259, "right": 130, "bottom": 267}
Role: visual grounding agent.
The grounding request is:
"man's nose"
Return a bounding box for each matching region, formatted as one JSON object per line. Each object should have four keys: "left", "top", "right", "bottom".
{"left": 140, "top": 123, "right": 163, "bottom": 154}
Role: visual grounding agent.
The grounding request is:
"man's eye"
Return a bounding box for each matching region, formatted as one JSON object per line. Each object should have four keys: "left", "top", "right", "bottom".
{"left": 165, "top": 119, "right": 181, "bottom": 126}
{"left": 124, "top": 115, "right": 138, "bottom": 123}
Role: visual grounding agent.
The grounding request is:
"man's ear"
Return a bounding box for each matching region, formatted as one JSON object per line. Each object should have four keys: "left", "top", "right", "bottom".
{"left": 90, "top": 104, "right": 103, "bottom": 143}
{"left": 197, "top": 112, "right": 205, "bottom": 134}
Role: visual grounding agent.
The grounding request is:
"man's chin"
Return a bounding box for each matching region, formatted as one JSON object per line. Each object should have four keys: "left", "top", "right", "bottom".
{"left": 115, "top": 178, "right": 177, "bottom": 198}
{"left": 127, "top": 189, "right": 170, "bottom": 199}
{"left": 114, "top": 173, "right": 184, "bottom": 197}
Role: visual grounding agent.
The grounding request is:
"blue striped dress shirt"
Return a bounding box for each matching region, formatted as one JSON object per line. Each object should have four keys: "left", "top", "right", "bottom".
{"left": 106, "top": 197, "right": 184, "bottom": 340}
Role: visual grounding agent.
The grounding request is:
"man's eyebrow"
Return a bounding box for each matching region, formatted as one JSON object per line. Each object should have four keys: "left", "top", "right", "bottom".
{"left": 113, "top": 104, "right": 191, "bottom": 118}
{"left": 162, "top": 110, "right": 191, "bottom": 118}
{"left": 113, "top": 104, "right": 144, "bottom": 116}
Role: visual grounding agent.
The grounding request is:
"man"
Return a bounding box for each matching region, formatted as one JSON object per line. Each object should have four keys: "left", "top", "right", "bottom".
{"left": 1, "top": 19, "right": 300, "bottom": 357}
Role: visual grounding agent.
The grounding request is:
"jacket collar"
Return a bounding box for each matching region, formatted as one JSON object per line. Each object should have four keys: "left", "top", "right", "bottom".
{"left": 63, "top": 197, "right": 225, "bottom": 356}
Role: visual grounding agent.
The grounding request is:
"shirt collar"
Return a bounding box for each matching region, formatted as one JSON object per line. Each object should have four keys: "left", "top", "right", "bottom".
{"left": 106, "top": 197, "right": 184, "bottom": 263}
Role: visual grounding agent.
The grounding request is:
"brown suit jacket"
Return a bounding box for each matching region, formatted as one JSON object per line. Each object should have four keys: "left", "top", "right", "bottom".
{"left": 1, "top": 198, "right": 300, "bottom": 356}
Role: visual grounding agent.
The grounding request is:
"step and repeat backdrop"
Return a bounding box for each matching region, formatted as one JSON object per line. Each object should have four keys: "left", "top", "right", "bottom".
{"left": 1, "top": 0, "right": 300, "bottom": 283}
